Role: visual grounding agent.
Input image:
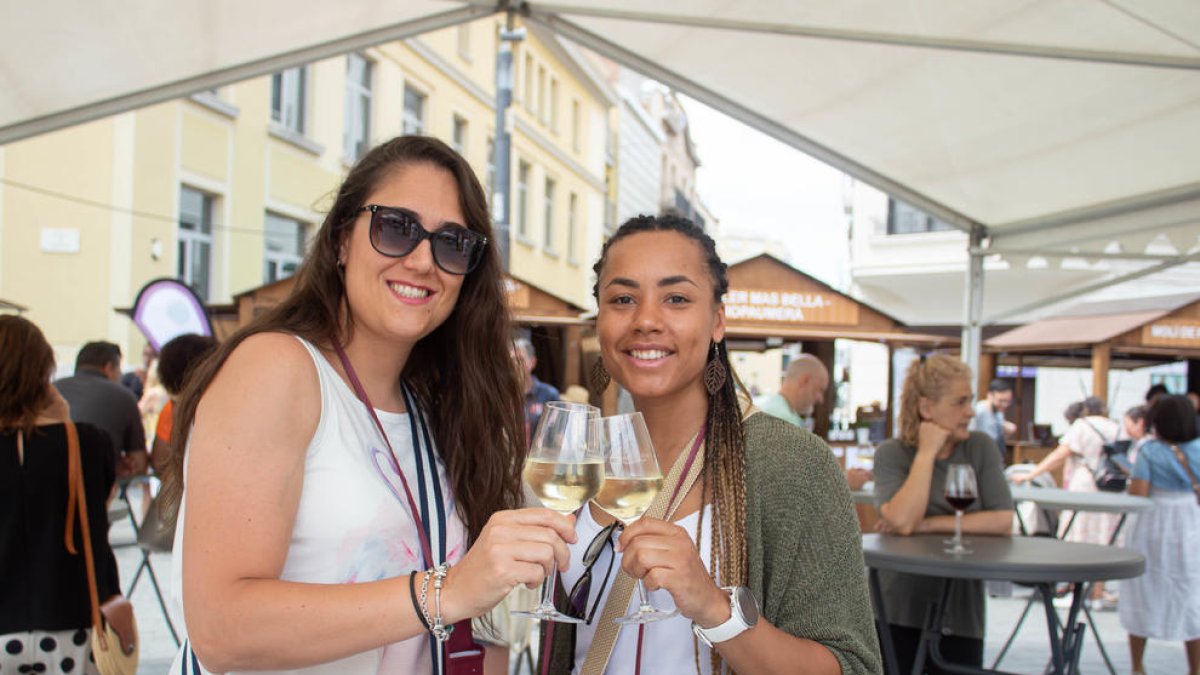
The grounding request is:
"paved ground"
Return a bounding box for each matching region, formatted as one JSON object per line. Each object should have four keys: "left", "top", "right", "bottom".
{"left": 114, "top": 512, "right": 1187, "bottom": 675}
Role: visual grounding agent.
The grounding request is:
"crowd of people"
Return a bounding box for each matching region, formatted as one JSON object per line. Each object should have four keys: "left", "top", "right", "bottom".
{"left": 3, "top": 134, "right": 1199, "bottom": 675}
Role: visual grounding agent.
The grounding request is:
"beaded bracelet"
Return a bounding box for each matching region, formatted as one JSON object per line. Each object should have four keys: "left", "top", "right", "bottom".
{"left": 408, "top": 571, "right": 430, "bottom": 632}
{"left": 418, "top": 569, "right": 435, "bottom": 632}
{"left": 431, "top": 562, "right": 453, "bottom": 643}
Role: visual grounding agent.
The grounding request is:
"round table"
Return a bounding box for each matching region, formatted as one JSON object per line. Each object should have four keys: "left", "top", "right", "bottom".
{"left": 1009, "top": 485, "right": 1152, "bottom": 515}
{"left": 863, "top": 534, "right": 1145, "bottom": 675}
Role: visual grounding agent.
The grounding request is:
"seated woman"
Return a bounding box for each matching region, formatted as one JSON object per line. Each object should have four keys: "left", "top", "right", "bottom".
{"left": 873, "top": 354, "right": 1013, "bottom": 673}
{"left": 543, "top": 214, "right": 880, "bottom": 674}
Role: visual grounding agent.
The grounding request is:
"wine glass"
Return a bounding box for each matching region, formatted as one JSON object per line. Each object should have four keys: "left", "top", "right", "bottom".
{"left": 591, "top": 412, "right": 675, "bottom": 624}
{"left": 513, "top": 401, "right": 603, "bottom": 624}
{"left": 944, "top": 464, "right": 978, "bottom": 555}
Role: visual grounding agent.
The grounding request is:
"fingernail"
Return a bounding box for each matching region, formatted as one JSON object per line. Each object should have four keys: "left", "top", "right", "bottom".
{"left": 614, "top": 541, "right": 623, "bottom": 553}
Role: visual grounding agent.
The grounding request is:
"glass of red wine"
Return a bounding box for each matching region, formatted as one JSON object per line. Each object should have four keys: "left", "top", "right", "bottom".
{"left": 944, "top": 464, "right": 977, "bottom": 555}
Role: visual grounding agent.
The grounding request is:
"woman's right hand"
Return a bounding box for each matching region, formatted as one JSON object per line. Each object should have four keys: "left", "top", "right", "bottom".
{"left": 916, "top": 420, "right": 950, "bottom": 458}
{"left": 440, "top": 508, "right": 577, "bottom": 623}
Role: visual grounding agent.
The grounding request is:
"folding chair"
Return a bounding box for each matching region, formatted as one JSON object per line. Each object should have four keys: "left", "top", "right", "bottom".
{"left": 119, "top": 475, "right": 181, "bottom": 647}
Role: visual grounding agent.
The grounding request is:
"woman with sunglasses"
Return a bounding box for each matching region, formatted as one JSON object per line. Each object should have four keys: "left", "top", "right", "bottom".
{"left": 160, "top": 136, "right": 575, "bottom": 675}
{"left": 543, "top": 215, "right": 880, "bottom": 674}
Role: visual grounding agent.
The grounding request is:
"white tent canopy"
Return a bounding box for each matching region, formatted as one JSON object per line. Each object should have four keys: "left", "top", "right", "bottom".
{"left": 3, "top": 0, "right": 1199, "bottom": 357}
{"left": 4, "top": 0, "right": 1198, "bottom": 241}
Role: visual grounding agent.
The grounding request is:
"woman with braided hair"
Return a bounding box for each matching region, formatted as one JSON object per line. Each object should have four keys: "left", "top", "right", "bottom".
{"left": 544, "top": 214, "right": 880, "bottom": 674}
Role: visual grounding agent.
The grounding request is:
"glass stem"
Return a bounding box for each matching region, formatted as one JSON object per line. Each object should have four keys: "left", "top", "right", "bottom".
{"left": 955, "top": 509, "right": 963, "bottom": 545}
{"left": 636, "top": 579, "right": 651, "bottom": 609}
{"left": 540, "top": 570, "right": 558, "bottom": 610}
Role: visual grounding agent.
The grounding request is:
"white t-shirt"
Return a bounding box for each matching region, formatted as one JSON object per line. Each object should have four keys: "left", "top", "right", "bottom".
{"left": 171, "top": 336, "right": 466, "bottom": 675}
{"left": 560, "top": 504, "right": 716, "bottom": 675}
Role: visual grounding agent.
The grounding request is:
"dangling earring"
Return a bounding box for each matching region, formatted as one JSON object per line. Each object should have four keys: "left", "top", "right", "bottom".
{"left": 590, "top": 357, "right": 611, "bottom": 394}
{"left": 704, "top": 342, "right": 727, "bottom": 395}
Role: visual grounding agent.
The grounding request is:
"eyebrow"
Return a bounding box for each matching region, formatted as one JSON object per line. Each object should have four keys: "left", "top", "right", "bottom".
{"left": 381, "top": 205, "right": 466, "bottom": 232}
{"left": 604, "top": 275, "right": 698, "bottom": 290}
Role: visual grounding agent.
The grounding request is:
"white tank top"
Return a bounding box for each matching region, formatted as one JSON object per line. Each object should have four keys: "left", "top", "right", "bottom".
{"left": 171, "top": 335, "right": 467, "bottom": 675}
{"left": 560, "top": 504, "right": 716, "bottom": 675}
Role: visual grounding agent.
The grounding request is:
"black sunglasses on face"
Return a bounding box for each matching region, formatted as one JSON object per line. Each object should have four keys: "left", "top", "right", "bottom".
{"left": 358, "top": 205, "right": 487, "bottom": 275}
{"left": 566, "top": 521, "right": 622, "bottom": 624}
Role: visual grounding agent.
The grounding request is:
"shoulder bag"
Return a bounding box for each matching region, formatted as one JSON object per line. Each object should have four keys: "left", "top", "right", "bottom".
{"left": 1167, "top": 444, "right": 1200, "bottom": 506}
{"left": 64, "top": 421, "right": 139, "bottom": 675}
{"left": 1080, "top": 418, "right": 1129, "bottom": 492}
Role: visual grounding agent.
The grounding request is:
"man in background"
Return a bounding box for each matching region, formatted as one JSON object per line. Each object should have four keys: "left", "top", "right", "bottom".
{"left": 760, "top": 354, "right": 830, "bottom": 428}
{"left": 761, "top": 354, "right": 871, "bottom": 490}
{"left": 512, "top": 336, "right": 559, "bottom": 441}
{"left": 970, "top": 379, "right": 1017, "bottom": 455}
{"left": 55, "top": 341, "right": 148, "bottom": 476}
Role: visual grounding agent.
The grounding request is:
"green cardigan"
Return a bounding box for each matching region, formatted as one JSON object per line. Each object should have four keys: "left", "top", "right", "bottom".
{"left": 542, "top": 412, "right": 882, "bottom": 674}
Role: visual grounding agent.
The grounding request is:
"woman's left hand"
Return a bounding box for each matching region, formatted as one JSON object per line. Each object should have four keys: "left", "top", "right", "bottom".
{"left": 617, "top": 517, "right": 729, "bottom": 627}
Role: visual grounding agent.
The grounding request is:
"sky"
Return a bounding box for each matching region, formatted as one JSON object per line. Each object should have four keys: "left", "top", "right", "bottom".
{"left": 679, "top": 96, "right": 852, "bottom": 291}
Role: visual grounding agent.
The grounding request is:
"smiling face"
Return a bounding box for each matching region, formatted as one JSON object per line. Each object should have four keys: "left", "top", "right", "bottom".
{"left": 596, "top": 230, "right": 724, "bottom": 407}
{"left": 919, "top": 376, "right": 975, "bottom": 443}
{"left": 339, "top": 162, "right": 467, "bottom": 354}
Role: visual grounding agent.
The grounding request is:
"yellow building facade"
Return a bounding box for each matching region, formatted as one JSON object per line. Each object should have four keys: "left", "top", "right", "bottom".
{"left": 0, "top": 17, "right": 614, "bottom": 372}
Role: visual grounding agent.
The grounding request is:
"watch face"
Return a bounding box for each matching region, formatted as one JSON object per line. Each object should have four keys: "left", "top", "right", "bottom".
{"left": 733, "top": 586, "right": 759, "bottom": 626}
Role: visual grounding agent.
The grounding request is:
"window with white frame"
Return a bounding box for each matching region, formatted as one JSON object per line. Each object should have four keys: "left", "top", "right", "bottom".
{"left": 178, "top": 187, "right": 215, "bottom": 301}
{"left": 452, "top": 115, "right": 468, "bottom": 155}
{"left": 403, "top": 84, "right": 426, "bottom": 135}
{"left": 343, "top": 53, "right": 372, "bottom": 162}
{"left": 456, "top": 24, "right": 471, "bottom": 61}
{"left": 549, "top": 78, "right": 560, "bottom": 132}
{"left": 537, "top": 66, "right": 547, "bottom": 123}
{"left": 270, "top": 67, "right": 307, "bottom": 134}
{"left": 486, "top": 137, "right": 495, "bottom": 202}
{"left": 517, "top": 161, "right": 530, "bottom": 238}
{"left": 264, "top": 212, "right": 307, "bottom": 284}
{"left": 567, "top": 191, "right": 578, "bottom": 261}
{"left": 543, "top": 177, "right": 556, "bottom": 250}
{"left": 887, "top": 198, "right": 955, "bottom": 234}
{"left": 523, "top": 54, "right": 534, "bottom": 107}
{"left": 571, "top": 100, "right": 582, "bottom": 152}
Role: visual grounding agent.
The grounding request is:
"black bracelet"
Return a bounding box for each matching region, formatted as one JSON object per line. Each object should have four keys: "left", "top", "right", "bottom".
{"left": 409, "top": 571, "right": 431, "bottom": 632}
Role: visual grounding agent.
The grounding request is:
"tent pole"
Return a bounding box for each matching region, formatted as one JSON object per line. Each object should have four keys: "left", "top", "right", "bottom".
{"left": 963, "top": 226, "right": 986, "bottom": 379}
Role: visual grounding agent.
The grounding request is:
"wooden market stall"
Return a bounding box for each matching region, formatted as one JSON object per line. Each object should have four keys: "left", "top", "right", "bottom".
{"left": 985, "top": 293, "right": 1200, "bottom": 466}
{"left": 723, "top": 254, "right": 955, "bottom": 439}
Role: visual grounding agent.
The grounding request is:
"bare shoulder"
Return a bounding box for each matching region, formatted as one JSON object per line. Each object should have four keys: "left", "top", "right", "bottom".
{"left": 195, "top": 332, "right": 321, "bottom": 443}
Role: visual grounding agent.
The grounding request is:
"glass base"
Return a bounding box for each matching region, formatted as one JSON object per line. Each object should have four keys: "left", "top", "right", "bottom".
{"left": 511, "top": 605, "right": 584, "bottom": 624}
{"left": 614, "top": 605, "right": 677, "bottom": 625}
{"left": 944, "top": 542, "right": 973, "bottom": 555}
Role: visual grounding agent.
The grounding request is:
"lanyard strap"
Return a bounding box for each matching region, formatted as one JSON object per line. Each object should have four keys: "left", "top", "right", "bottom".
{"left": 331, "top": 343, "right": 482, "bottom": 675}
{"left": 332, "top": 342, "right": 435, "bottom": 566}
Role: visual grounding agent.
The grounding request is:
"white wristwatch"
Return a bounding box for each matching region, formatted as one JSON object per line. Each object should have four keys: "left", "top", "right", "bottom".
{"left": 692, "top": 586, "right": 759, "bottom": 647}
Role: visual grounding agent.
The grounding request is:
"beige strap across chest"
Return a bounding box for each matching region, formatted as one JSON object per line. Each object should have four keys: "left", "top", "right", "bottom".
{"left": 579, "top": 429, "right": 707, "bottom": 675}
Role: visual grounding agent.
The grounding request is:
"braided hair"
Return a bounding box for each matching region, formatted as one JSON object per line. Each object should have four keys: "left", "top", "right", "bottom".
{"left": 593, "top": 214, "right": 747, "bottom": 673}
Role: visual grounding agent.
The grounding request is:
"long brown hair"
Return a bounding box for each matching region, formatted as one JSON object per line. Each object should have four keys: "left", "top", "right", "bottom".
{"left": 593, "top": 214, "right": 747, "bottom": 674}
{"left": 160, "top": 135, "right": 526, "bottom": 544}
{"left": 0, "top": 315, "right": 57, "bottom": 434}
{"left": 897, "top": 354, "right": 972, "bottom": 447}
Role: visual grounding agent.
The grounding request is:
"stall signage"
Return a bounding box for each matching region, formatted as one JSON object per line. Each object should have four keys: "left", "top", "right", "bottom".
{"left": 723, "top": 288, "right": 858, "bottom": 325}
{"left": 1142, "top": 320, "right": 1200, "bottom": 348}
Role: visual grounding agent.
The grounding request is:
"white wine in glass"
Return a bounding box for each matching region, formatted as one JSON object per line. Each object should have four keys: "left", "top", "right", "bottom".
{"left": 513, "top": 401, "right": 602, "bottom": 624}
{"left": 591, "top": 412, "right": 676, "bottom": 624}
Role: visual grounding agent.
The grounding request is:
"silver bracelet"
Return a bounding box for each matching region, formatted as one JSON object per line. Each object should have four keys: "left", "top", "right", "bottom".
{"left": 418, "top": 569, "right": 435, "bottom": 632}
{"left": 431, "top": 562, "right": 453, "bottom": 643}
